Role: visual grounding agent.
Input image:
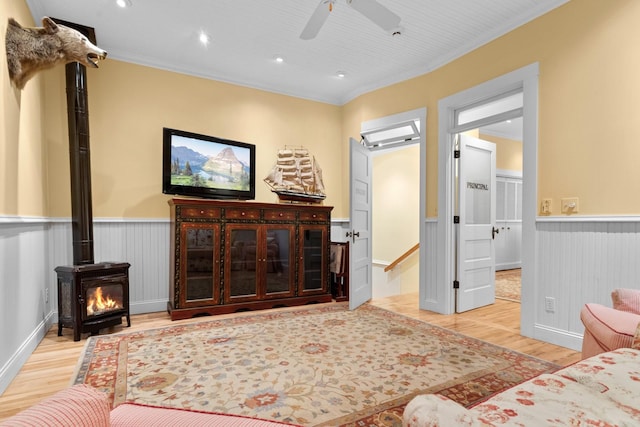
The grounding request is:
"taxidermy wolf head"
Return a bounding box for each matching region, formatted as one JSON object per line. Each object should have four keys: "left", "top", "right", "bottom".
{"left": 5, "top": 17, "right": 107, "bottom": 89}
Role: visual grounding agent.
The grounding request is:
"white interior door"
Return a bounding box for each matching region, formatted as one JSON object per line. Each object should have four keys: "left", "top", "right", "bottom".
{"left": 349, "top": 137, "right": 372, "bottom": 310}
{"left": 456, "top": 134, "right": 496, "bottom": 312}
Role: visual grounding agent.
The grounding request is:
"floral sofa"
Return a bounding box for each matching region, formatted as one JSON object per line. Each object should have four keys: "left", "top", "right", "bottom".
{"left": 403, "top": 347, "right": 640, "bottom": 426}
{"left": 0, "top": 384, "right": 300, "bottom": 427}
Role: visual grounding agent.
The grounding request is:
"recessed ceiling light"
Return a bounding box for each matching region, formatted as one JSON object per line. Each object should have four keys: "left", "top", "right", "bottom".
{"left": 336, "top": 71, "right": 346, "bottom": 78}
{"left": 199, "top": 31, "right": 210, "bottom": 46}
{"left": 116, "top": 0, "right": 132, "bottom": 8}
{"left": 274, "top": 55, "right": 284, "bottom": 63}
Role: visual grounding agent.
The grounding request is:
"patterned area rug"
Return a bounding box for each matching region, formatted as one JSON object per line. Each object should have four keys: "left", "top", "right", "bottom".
{"left": 73, "top": 303, "right": 556, "bottom": 426}
{"left": 496, "top": 269, "right": 521, "bottom": 302}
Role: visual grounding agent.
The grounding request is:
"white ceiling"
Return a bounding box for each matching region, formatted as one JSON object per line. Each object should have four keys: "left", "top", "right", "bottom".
{"left": 24, "top": 0, "right": 567, "bottom": 107}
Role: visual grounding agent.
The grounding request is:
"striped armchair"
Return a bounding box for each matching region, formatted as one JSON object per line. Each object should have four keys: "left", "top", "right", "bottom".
{"left": 580, "top": 288, "right": 640, "bottom": 359}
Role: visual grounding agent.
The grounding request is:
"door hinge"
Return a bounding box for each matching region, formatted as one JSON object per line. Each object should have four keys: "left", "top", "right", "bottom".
{"left": 453, "top": 216, "right": 460, "bottom": 224}
{"left": 454, "top": 150, "right": 460, "bottom": 158}
{"left": 453, "top": 280, "right": 460, "bottom": 289}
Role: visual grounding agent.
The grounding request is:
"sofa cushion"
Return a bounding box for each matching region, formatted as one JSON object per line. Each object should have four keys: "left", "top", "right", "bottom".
{"left": 403, "top": 394, "right": 482, "bottom": 427}
{"left": 110, "top": 403, "right": 301, "bottom": 427}
{"left": 0, "top": 384, "right": 110, "bottom": 427}
{"left": 469, "top": 373, "right": 640, "bottom": 425}
{"left": 403, "top": 349, "right": 640, "bottom": 426}
{"left": 556, "top": 348, "right": 640, "bottom": 413}
{"left": 611, "top": 288, "right": 640, "bottom": 315}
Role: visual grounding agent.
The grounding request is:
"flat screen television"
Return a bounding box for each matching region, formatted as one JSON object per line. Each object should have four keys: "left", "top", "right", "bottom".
{"left": 162, "top": 127, "right": 256, "bottom": 200}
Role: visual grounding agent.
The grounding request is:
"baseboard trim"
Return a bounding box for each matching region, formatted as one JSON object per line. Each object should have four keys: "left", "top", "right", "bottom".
{"left": 533, "top": 323, "right": 583, "bottom": 352}
{"left": 130, "top": 300, "right": 168, "bottom": 315}
{"left": 0, "top": 311, "right": 55, "bottom": 395}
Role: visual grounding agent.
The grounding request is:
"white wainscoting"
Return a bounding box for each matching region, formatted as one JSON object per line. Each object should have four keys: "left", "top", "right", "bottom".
{"left": 534, "top": 217, "right": 640, "bottom": 350}
{"left": 0, "top": 215, "right": 345, "bottom": 394}
{"left": 0, "top": 218, "right": 54, "bottom": 395}
{"left": 4, "top": 215, "right": 640, "bottom": 393}
{"left": 48, "top": 219, "right": 171, "bottom": 316}
{"left": 421, "top": 219, "right": 439, "bottom": 308}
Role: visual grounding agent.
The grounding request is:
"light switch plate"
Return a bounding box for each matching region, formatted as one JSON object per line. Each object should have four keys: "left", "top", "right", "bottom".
{"left": 541, "top": 199, "right": 552, "bottom": 214}
{"left": 561, "top": 197, "right": 579, "bottom": 213}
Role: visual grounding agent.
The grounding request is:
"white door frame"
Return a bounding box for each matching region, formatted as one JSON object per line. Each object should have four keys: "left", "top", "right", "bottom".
{"left": 435, "top": 63, "right": 539, "bottom": 335}
{"left": 355, "top": 107, "right": 427, "bottom": 304}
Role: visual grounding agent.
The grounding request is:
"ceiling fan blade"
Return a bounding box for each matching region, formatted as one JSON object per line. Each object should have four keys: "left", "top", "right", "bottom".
{"left": 300, "top": 1, "right": 332, "bottom": 40}
{"left": 347, "top": 0, "right": 401, "bottom": 32}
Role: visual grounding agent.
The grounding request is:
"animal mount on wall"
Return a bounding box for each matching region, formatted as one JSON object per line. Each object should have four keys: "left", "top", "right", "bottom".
{"left": 5, "top": 17, "right": 107, "bottom": 89}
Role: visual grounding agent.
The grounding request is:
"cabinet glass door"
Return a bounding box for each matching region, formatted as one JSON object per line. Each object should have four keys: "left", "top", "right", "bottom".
{"left": 227, "top": 226, "right": 258, "bottom": 300}
{"left": 299, "top": 226, "right": 327, "bottom": 294}
{"left": 265, "top": 227, "right": 294, "bottom": 297}
{"left": 181, "top": 224, "right": 220, "bottom": 307}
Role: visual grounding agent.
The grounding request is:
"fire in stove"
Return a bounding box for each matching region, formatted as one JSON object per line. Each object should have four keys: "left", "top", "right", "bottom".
{"left": 86, "top": 286, "right": 123, "bottom": 316}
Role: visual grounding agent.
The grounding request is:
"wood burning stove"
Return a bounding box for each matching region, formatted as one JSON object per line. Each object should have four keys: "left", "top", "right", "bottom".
{"left": 53, "top": 20, "right": 131, "bottom": 341}
{"left": 56, "top": 262, "right": 130, "bottom": 341}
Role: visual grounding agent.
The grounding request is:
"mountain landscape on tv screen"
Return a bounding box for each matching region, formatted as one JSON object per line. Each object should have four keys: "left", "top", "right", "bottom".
{"left": 171, "top": 145, "right": 249, "bottom": 190}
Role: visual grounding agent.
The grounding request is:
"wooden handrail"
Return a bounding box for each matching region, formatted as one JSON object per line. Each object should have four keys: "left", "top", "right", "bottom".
{"left": 384, "top": 243, "right": 420, "bottom": 272}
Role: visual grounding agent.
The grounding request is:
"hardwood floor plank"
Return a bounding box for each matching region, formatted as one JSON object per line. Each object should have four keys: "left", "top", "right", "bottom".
{"left": 0, "top": 294, "right": 581, "bottom": 421}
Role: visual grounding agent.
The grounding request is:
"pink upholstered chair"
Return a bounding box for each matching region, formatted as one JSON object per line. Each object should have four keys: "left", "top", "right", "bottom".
{"left": 580, "top": 288, "right": 640, "bottom": 359}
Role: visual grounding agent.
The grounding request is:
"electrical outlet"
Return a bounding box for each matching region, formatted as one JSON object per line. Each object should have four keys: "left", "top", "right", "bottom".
{"left": 544, "top": 296, "right": 556, "bottom": 312}
{"left": 561, "top": 197, "right": 579, "bottom": 214}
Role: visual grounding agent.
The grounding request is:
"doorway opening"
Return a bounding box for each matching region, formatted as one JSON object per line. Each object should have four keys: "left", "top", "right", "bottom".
{"left": 435, "top": 63, "right": 538, "bottom": 332}
{"left": 348, "top": 108, "right": 427, "bottom": 310}
{"left": 457, "top": 117, "right": 524, "bottom": 309}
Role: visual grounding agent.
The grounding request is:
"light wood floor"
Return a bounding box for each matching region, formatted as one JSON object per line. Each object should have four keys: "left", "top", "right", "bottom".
{"left": 0, "top": 293, "right": 581, "bottom": 421}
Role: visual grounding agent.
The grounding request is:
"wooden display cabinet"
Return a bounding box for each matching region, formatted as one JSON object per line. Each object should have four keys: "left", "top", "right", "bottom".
{"left": 299, "top": 224, "right": 329, "bottom": 295}
{"left": 168, "top": 198, "right": 333, "bottom": 320}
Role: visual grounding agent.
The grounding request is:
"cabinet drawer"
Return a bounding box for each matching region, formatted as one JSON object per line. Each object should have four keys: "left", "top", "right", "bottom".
{"left": 299, "top": 211, "right": 328, "bottom": 221}
{"left": 263, "top": 209, "right": 297, "bottom": 221}
{"left": 180, "top": 207, "right": 221, "bottom": 219}
{"left": 225, "top": 208, "right": 260, "bottom": 220}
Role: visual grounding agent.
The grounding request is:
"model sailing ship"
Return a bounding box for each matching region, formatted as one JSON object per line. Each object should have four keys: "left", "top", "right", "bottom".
{"left": 264, "top": 146, "right": 326, "bottom": 203}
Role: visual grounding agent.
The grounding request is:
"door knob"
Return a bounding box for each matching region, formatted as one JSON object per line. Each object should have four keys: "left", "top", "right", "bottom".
{"left": 492, "top": 226, "right": 500, "bottom": 239}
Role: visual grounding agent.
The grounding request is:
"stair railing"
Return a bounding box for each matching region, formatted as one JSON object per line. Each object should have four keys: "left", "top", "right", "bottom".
{"left": 384, "top": 243, "right": 420, "bottom": 272}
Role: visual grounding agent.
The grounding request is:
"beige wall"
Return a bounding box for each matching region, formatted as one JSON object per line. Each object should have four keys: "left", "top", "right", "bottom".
{"left": 1, "top": 4, "right": 48, "bottom": 217}
{"left": 373, "top": 145, "right": 420, "bottom": 293}
{"left": 5, "top": 0, "right": 640, "bottom": 220}
{"left": 342, "top": 0, "right": 640, "bottom": 217}
{"left": 373, "top": 145, "right": 420, "bottom": 261}
{"left": 480, "top": 134, "right": 523, "bottom": 173}
{"left": 41, "top": 60, "right": 343, "bottom": 218}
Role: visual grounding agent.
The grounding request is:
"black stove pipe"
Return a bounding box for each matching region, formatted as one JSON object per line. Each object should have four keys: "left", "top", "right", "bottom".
{"left": 55, "top": 19, "right": 98, "bottom": 265}
{"left": 65, "top": 61, "right": 94, "bottom": 265}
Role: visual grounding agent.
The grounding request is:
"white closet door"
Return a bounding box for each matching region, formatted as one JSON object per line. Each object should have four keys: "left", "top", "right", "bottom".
{"left": 495, "top": 174, "right": 522, "bottom": 271}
